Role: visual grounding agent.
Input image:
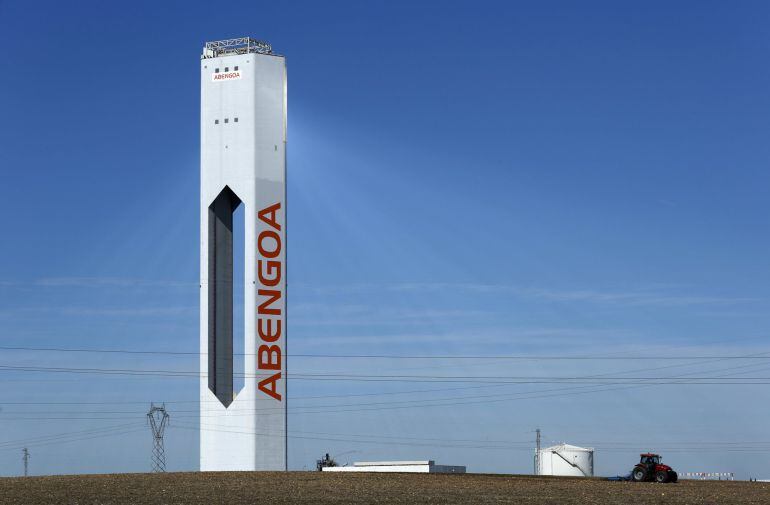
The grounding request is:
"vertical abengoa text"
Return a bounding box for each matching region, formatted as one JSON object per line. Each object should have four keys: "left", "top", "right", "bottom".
{"left": 256, "top": 202, "right": 283, "bottom": 400}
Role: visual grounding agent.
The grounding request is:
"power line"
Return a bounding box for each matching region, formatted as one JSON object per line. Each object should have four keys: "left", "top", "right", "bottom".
{"left": 2, "top": 353, "right": 766, "bottom": 406}
{"left": 2, "top": 344, "right": 770, "bottom": 360}
{"left": 2, "top": 367, "right": 770, "bottom": 420}
{"left": 12, "top": 420, "right": 770, "bottom": 453}
{"left": 0, "top": 345, "right": 197, "bottom": 356}
{"left": 1, "top": 345, "right": 767, "bottom": 468}
{"left": 180, "top": 424, "right": 532, "bottom": 451}
{"left": 0, "top": 383, "right": 753, "bottom": 421}
{"left": 289, "top": 353, "right": 770, "bottom": 360}
{"left": 2, "top": 363, "right": 770, "bottom": 383}
{"left": 1, "top": 356, "right": 767, "bottom": 422}
{"left": 0, "top": 423, "right": 141, "bottom": 449}
{"left": 0, "top": 425, "right": 146, "bottom": 453}
{"left": 175, "top": 424, "right": 770, "bottom": 454}
{"left": 6, "top": 418, "right": 770, "bottom": 459}
{"left": 0, "top": 384, "right": 524, "bottom": 404}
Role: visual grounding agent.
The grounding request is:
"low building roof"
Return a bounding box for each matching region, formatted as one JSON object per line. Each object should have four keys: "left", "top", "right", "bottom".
{"left": 542, "top": 443, "right": 594, "bottom": 452}
{"left": 353, "top": 461, "right": 433, "bottom": 467}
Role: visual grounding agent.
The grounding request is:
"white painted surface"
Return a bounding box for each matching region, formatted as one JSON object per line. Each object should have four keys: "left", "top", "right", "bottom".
{"left": 200, "top": 47, "right": 287, "bottom": 471}
{"left": 537, "top": 444, "right": 594, "bottom": 477}
{"left": 322, "top": 461, "right": 466, "bottom": 473}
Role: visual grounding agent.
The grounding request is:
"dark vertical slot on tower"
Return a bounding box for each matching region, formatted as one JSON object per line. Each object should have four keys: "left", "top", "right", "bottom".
{"left": 208, "top": 186, "right": 242, "bottom": 407}
{"left": 232, "top": 203, "right": 245, "bottom": 396}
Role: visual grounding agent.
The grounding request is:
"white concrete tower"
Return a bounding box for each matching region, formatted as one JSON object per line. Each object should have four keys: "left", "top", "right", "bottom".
{"left": 200, "top": 37, "right": 287, "bottom": 471}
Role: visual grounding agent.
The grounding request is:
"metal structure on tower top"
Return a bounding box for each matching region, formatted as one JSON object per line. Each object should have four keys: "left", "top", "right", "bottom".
{"left": 202, "top": 37, "right": 273, "bottom": 59}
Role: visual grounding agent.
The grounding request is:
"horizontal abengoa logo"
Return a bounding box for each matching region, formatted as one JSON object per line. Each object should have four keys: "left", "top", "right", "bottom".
{"left": 212, "top": 71, "right": 241, "bottom": 82}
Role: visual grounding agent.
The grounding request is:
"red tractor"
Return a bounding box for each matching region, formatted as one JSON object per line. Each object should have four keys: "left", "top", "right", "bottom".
{"left": 632, "top": 453, "right": 678, "bottom": 483}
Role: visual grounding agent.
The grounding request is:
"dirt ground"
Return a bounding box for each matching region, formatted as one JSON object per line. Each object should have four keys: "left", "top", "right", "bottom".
{"left": 0, "top": 471, "right": 768, "bottom": 505}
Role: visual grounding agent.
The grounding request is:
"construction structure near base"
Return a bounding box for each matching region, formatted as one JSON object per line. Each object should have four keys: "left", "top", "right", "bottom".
{"left": 321, "top": 461, "right": 466, "bottom": 473}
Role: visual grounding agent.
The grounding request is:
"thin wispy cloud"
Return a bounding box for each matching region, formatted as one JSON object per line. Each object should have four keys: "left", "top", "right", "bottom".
{"left": 0, "top": 305, "right": 196, "bottom": 318}
{"left": 3, "top": 279, "right": 757, "bottom": 308}
{"left": 35, "top": 277, "right": 196, "bottom": 289}
{"left": 0, "top": 277, "right": 196, "bottom": 289}
{"left": 292, "top": 327, "right": 635, "bottom": 348}
{"left": 290, "top": 302, "right": 491, "bottom": 327}
{"left": 512, "top": 287, "right": 758, "bottom": 307}
{"left": 60, "top": 306, "right": 196, "bottom": 317}
{"left": 293, "top": 282, "right": 761, "bottom": 308}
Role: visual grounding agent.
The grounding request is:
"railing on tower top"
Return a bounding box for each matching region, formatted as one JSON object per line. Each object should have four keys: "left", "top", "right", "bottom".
{"left": 202, "top": 37, "right": 273, "bottom": 59}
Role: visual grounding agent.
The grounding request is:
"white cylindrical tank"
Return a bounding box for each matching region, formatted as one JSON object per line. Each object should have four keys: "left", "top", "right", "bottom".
{"left": 536, "top": 444, "right": 594, "bottom": 477}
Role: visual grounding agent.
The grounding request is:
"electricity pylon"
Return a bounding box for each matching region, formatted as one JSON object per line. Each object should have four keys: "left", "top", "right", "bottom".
{"left": 22, "top": 448, "right": 29, "bottom": 477}
{"left": 147, "top": 403, "right": 170, "bottom": 472}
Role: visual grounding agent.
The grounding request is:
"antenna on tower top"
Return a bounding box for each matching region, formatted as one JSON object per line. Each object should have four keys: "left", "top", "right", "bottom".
{"left": 147, "top": 403, "right": 170, "bottom": 472}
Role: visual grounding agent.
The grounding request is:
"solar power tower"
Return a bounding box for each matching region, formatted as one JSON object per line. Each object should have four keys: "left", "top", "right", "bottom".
{"left": 200, "top": 37, "right": 287, "bottom": 471}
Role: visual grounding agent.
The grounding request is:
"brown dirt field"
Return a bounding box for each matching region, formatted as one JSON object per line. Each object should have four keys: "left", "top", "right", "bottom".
{"left": 0, "top": 472, "right": 768, "bottom": 505}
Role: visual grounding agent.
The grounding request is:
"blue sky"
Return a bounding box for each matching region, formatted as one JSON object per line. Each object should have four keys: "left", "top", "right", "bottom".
{"left": 1, "top": 0, "right": 770, "bottom": 478}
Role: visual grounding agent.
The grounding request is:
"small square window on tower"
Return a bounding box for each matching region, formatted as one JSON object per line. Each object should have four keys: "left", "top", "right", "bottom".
{"left": 225, "top": 67, "right": 229, "bottom": 72}
{"left": 234, "top": 117, "right": 239, "bottom": 123}
{"left": 215, "top": 119, "right": 219, "bottom": 125}
{"left": 215, "top": 68, "right": 219, "bottom": 73}
{"left": 224, "top": 118, "right": 229, "bottom": 124}
{"left": 234, "top": 66, "right": 239, "bottom": 71}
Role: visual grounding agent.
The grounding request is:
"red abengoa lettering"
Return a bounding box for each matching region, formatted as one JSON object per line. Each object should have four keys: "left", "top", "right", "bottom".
{"left": 258, "top": 289, "right": 281, "bottom": 315}
{"left": 258, "top": 259, "right": 281, "bottom": 286}
{"left": 258, "top": 230, "right": 281, "bottom": 258}
{"left": 257, "top": 202, "right": 283, "bottom": 401}
{"left": 258, "top": 373, "right": 282, "bottom": 401}
{"left": 258, "top": 318, "right": 281, "bottom": 343}
{"left": 258, "top": 202, "right": 282, "bottom": 231}
{"left": 212, "top": 71, "right": 241, "bottom": 81}
{"left": 258, "top": 345, "right": 281, "bottom": 370}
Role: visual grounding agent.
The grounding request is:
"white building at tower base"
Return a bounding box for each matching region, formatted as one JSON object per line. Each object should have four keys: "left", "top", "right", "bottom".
{"left": 321, "top": 460, "right": 466, "bottom": 473}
